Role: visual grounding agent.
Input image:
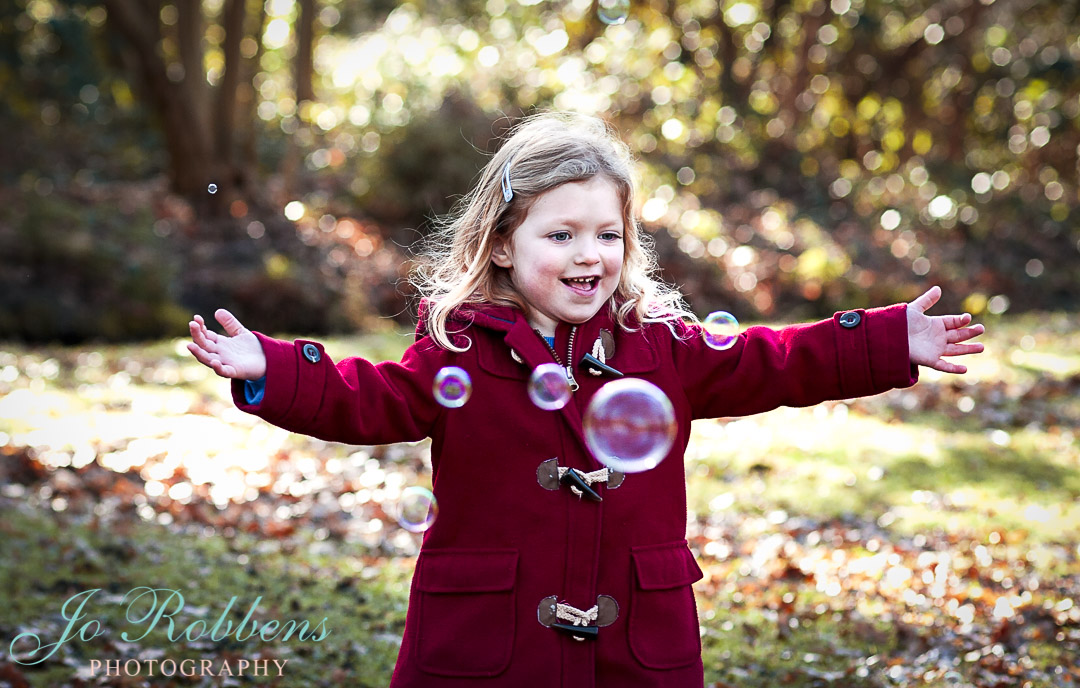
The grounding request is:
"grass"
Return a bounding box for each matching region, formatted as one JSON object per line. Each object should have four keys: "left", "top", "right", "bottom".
{"left": 1, "top": 311, "right": 1078, "bottom": 687}
{"left": 0, "top": 500, "right": 410, "bottom": 686}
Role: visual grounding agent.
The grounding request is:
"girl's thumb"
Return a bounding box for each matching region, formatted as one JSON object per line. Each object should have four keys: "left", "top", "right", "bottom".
{"left": 215, "top": 309, "right": 246, "bottom": 336}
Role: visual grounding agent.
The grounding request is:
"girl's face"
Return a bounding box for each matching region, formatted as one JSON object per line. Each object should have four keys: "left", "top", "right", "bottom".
{"left": 491, "top": 176, "right": 625, "bottom": 337}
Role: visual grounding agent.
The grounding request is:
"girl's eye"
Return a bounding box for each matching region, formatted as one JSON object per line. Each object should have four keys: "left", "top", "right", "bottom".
{"left": 550, "top": 231, "right": 571, "bottom": 241}
{"left": 600, "top": 232, "right": 623, "bottom": 241}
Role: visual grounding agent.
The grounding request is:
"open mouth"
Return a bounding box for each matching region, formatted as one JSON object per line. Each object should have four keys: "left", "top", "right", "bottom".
{"left": 561, "top": 276, "right": 600, "bottom": 294}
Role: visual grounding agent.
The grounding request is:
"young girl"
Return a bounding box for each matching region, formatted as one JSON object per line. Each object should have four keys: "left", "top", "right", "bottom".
{"left": 188, "top": 112, "right": 984, "bottom": 687}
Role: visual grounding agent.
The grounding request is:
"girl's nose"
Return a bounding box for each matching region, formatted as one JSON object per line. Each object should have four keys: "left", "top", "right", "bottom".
{"left": 575, "top": 240, "right": 601, "bottom": 265}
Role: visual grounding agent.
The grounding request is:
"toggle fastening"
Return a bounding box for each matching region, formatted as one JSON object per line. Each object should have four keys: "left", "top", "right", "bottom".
{"left": 537, "top": 595, "right": 619, "bottom": 642}
{"left": 537, "top": 458, "right": 625, "bottom": 494}
{"left": 558, "top": 466, "right": 607, "bottom": 502}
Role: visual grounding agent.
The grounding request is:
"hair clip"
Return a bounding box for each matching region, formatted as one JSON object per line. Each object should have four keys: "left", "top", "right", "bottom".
{"left": 501, "top": 162, "right": 513, "bottom": 202}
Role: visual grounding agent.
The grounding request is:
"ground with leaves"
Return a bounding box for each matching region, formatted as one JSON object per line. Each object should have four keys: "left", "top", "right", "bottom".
{"left": 1, "top": 313, "right": 1078, "bottom": 687}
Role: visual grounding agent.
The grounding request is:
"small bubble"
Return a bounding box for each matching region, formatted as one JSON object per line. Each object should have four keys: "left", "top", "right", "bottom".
{"left": 396, "top": 486, "right": 437, "bottom": 533}
{"left": 208, "top": 183, "right": 218, "bottom": 194}
{"left": 597, "top": 0, "right": 629, "bottom": 25}
{"left": 584, "top": 378, "right": 676, "bottom": 473}
{"left": 702, "top": 311, "right": 740, "bottom": 350}
{"left": 433, "top": 366, "right": 472, "bottom": 408}
{"left": 528, "top": 363, "right": 572, "bottom": 410}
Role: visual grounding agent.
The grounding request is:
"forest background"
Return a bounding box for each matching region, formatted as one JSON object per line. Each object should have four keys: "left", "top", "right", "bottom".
{"left": 2, "top": 0, "right": 1077, "bottom": 341}
{"left": 2, "top": 0, "right": 1080, "bottom": 687}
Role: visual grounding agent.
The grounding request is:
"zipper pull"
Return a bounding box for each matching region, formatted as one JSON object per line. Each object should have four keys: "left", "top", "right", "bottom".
{"left": 566, "top": 365, "right": 579, "bottom": 392}
{"left": 566, "top": 326, "right": 579, "bottom": 391}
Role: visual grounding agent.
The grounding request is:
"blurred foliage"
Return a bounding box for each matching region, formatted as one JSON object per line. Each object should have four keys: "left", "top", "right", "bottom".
{"left": 2, "top": 0, "right": 1079, "bottom": 340}
{"left": 0, "top": 189, "right": 185, "bottom": 342}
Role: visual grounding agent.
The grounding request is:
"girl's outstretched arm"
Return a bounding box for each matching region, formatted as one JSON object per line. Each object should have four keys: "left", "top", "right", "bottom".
{"left": 906, "top": 286, "right": 986, "bottom": 374}
{"left": 187, "top": 309, "right": 267, "bottom": 380}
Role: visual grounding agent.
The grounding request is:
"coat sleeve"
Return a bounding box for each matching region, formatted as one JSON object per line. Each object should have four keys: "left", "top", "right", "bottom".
{"left": 672, "top": 304, "right": 919, "bottom": 420}
{"left": 230, "top": 331, "right": 446, "bottom": 445}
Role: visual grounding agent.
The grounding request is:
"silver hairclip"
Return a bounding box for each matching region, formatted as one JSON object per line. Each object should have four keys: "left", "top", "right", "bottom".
{"left": 501, "top": 162, "right": 513, "bottom": 202}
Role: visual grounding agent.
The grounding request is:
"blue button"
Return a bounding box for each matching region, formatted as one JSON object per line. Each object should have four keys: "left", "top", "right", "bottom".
{"left": 839, "top": 311, "right": 862, "bottom": 329}
{"left": 302, "top": 343, "right": 321, "bottom": 363}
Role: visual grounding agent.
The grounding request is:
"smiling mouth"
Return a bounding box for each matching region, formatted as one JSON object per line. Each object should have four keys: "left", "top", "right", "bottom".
{"left": 561, "top": 276, "right": 600, "bottom": 293}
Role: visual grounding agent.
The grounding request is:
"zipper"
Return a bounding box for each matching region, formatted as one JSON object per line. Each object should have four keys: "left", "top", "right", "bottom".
{"left": 535, "top": 326, "right": 580, "bottom": 392}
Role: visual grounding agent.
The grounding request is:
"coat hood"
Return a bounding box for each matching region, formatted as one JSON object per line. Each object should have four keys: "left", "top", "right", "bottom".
{"left": 414, "top": 298, "right": 521, "bottom": 342}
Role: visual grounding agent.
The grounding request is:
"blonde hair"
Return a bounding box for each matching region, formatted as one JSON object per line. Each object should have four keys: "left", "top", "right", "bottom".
{"left": 412, "top": 111, "right": 697, "bottom": 352}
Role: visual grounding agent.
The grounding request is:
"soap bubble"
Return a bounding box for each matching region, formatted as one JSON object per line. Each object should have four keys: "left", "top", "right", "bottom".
{"left": 597, "top": 0, "right": 629, "bottom": 25}
{"left": 433, "top": 366, "right": 471, "bottom": 408}
{"left": 208, "top": 183, "right": 218, "bottom": 194}
{"left": 528, "top": 363, "right": 572, "bottom": 411}
{"left": 584, "top": 378, "right": 676, "bottom": 473}
{"left": 396, "top": 486, "right": 438, "bottom": 533}
{"left": 702, "top": 311, "right": 739, "bottom": 350}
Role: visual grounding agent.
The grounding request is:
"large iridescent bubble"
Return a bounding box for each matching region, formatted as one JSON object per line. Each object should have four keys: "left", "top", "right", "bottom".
{"left": 583, "top": 378, "right": 676, "bottom": 473}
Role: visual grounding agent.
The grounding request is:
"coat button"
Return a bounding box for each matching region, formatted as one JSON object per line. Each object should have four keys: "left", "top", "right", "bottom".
{"left": 839, "top": 311, "right": 862, "bottom": 329}
{"left": 302, "top": 343, "right": 321, "bottom": 363}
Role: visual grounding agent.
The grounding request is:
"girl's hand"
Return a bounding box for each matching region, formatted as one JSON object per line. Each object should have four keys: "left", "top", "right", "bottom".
{"left": 187, "top": 309, "right": 267, "bottom": 380}
{"left": 906, "top": 286, "right": 985, "bottom": 374}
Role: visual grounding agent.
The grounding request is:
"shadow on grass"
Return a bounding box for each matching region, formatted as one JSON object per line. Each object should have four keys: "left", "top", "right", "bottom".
{"left": 884, "top": 444, "right": 1080, "bottom": 501}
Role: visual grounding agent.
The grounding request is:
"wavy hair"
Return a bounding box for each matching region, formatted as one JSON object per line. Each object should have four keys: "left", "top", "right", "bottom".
{"left": 411, "top": 111, "right": 697, "bottom": 352}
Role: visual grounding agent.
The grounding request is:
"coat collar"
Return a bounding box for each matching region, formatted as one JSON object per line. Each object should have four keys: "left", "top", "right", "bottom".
{"left": 416, "top": 300, "right": 658, "bottom": 380}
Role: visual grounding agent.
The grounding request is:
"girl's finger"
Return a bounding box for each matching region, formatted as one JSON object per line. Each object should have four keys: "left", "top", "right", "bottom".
{"left": 194, "top": 314, "right": 220, "bottom": 343}
{"left": 189, "top": 320, "right": 216, "bottom": 352}
{"left": 941, "top": 313, "right": 973, "bottom": 330}
{"left": 946, "top": 324, "right": 985, "bottom": 343}
{"left": 187, "top": 341, "right": 217, "bottom": 368}
{"left": 910, "top": 286, "right": 942, "bottom": 314}
{"left": 944, "top": 342, "right": 985, "bottom": 356}
{"left": 931, "top": 358, "right": 967, "bottom": 374}
{"left": 189, "top": 321, "right": 208, "bottom": 349}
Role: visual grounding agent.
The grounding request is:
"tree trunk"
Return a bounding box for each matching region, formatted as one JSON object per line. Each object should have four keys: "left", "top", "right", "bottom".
{"left": 240, "top": 1, "right": 268, "bottom": 199}
{"left": 176, "top": 0, "right": 210, "bottom": 145}
{"left": 295, "top": 0, "right": 316, "bottom": 105}
{"left": 214, "top": 0, "right": 247, "bottom": 198}
{"left": 713, "top": 17, "right": 741, "bottom": 107}
{"left": 103, "top": 0, "right": 214, "bottom": 204}
{"left": 280, "top": 0, "right": 317, "bottom": 202}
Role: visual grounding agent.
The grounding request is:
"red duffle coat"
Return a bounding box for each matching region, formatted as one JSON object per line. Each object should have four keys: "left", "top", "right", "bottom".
{"left": 231, "top": 302, "right": 918, "bottom": 687}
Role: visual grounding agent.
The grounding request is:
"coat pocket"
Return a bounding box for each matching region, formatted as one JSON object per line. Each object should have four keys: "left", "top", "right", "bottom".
{"left": 629, "top": 541, "right": 704, "bottom": 669}
{"left": 415, "top": 548, "right": 518, "bottom": 677}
